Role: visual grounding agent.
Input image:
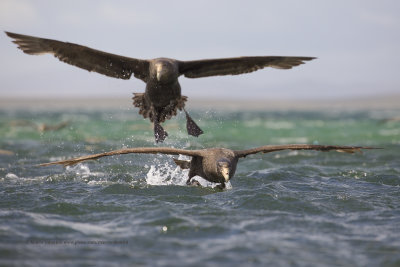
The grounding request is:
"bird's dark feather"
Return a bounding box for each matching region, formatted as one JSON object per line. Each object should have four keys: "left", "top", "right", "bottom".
{"left": 38, "top": 147, "right": 204, "bottom": 167}
{"left": 178, "top": 56, "right": 316, "bottom": 78}
{"left": 5, "top": 31, "right": 149, "bottom": 82}
{"left": 234, "top": 144, "right": 376, "bottom": 158}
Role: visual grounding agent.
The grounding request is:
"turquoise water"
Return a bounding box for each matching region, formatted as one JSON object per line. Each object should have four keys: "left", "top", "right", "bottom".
{"left": 0, "top": 107, "right": 399, "bottom": 266}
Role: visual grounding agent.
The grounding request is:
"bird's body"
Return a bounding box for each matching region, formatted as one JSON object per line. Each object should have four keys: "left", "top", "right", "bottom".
{"left": 198, "top": 148, "right": 237, "bottom": 184}
{"left": 6, "top": 31, "right": 315, "bottom": 142}
{"left": 178, "top": 148, "right": 238, "bottom": 185}
{"left": 146, "top": 58, "right": 181, "bottom": 111}
{"left": 39, "top": 144, "right": 375, "bottom": 189}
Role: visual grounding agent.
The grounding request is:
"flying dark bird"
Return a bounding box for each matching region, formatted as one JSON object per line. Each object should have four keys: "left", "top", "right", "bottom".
{"left": 6, "top": 31, "right": 315, "bottom": 142}
{"left": 39, "top": 144, "right": 375, "bottom": 189}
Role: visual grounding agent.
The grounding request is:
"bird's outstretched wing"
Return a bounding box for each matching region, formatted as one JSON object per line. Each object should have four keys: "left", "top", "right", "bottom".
{"left": 234, "top": 144, "right": 377, "bottom": 158}
{"left": 178, "top": 56, "right": 315, "bottom": 78}
{"left": 5, "top": 31, "right": 149, "bottom": 82}
{"left": 38, "top": 147, "right": 203, "bottom": 167}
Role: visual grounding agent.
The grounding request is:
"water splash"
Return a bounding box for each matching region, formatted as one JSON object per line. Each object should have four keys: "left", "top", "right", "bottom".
{"left": 63, "top": 164, "right": 107, "bottom": 183}
{"left": 145, "top": 156, "right": 231, "bottom": 189}
{"left": 145, "top": 160, "right": 188, "bottom": 186}
{"left": 66, "top": 164, "right": 92, "bottom": 177}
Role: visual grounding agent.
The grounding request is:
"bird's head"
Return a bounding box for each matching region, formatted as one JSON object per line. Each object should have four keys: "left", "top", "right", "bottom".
{"left": 153, "top": 59, "right": 178, "bottom": 83}
{"left": 217, "top": 159, "right": 231, "bottom": 182}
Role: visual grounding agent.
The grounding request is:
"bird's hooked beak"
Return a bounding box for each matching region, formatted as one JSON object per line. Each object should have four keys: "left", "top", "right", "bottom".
{"left": 156, "top": 64, "right": 163, "bottom": 81}
{"left": 221, "top": 166, "right": 230, "bottom": 182}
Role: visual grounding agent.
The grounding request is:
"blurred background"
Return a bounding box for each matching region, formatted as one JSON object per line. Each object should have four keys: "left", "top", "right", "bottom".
{"left": 0, "top": 0, "right": 399, "bottom": 104}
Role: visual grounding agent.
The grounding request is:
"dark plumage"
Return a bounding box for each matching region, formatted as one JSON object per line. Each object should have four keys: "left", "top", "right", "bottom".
{"left": 5, "top": 31, "right": 315, "bottom": 142}
{"left": 38, "top": 144, "right": 376, "bottom": 189}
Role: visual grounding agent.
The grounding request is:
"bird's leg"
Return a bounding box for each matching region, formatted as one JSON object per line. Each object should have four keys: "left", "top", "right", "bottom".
{"left": 184, "top": 108, "right": 203, "bottom": 137}
{"left": 154, "top": 120, "right": 168, "bottom": 143}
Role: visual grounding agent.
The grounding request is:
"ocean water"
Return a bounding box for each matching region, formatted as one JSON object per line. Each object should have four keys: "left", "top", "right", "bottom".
{"left": 0, "top": 107, "right": 399, "bottom": 266}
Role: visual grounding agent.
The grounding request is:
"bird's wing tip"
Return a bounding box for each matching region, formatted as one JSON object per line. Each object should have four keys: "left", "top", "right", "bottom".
{"left": 4, "top": 31, "right": 13, "bottom": 37}
{"left": 36, "top": 162, "right": 53, "bottom": 167}
{"left": 4, "top": 31, "right": 19, "bottom": 38}
{"left": 36, "top": 160, "right": 77, "bottom": 168}
{"left": 306, "top": 56, "right": 317, "bottom": 60}
{"left": 336, "top": 146, "right": 382, "bottom": 154}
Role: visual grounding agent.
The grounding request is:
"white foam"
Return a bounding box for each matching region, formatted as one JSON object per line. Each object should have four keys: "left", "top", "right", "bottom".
{"left": 65, "top": 164, "right": 106, "bottom": 182}
{"left": 66, "top": 164, "right": 91, "bottom": 176}
{"left": 30, "top": 212, "right": 112, "bottom": 235}
{"left": 5, "top": 173, "right": 19, "bottom": 179}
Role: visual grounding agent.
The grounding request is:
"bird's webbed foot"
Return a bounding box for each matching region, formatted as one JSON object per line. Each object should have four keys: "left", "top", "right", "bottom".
{"left": 154, "top": 121, "right": 168, "bottom": 143}
{"left": 186, "top": 178, "right": 201, "bottom": 187}
{"left": 184, "top": 109, "right": 203, "bottom": 137}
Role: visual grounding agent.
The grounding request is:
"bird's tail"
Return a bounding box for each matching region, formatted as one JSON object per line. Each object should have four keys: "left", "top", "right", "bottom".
{"left": 132, "top": 93, "right": 188, "bottom": 123}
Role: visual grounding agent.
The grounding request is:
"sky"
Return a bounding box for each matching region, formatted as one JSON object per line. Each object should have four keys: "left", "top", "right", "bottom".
{"left": 0, "top": 0, "right": 399, "bottom": 100}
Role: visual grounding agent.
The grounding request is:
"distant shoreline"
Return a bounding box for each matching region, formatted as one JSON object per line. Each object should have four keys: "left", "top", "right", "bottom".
{"left": 1, "top": 95, "right": 399, "bottom": 111}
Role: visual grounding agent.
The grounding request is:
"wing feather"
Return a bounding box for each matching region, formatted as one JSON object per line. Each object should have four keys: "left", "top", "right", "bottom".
{"left": 234, "top": 144, "right": 377, "bottom": 158}
{"left": 38, "top": 147, "right": 203, "bottom": 167}
{"left": 5, "top": 31, "right": 149, "bottom": 82}
{"left": 178, "top": 56, "right": 315, "bottom": 78}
